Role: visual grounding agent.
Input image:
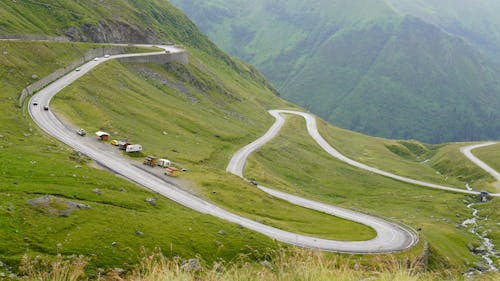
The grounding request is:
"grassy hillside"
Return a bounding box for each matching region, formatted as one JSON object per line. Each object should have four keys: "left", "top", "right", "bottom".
{"left": 51, "top": 57, "right": 378, "bottom": 242}
{"left": 1, "top": 0, "right": 499, "bottom": 278}
{"left": 18, "top": 248, "right": 500, "bottom": 280}
{"left": 316, "top": 120, "right": 497, "bottom": 192}
{"left": 0, "top": 40, "right": 286, "bottom": 277}
{"left": 472, "top": 143, "right": 500, "bottom": 179}
{"left": 171, "top": 0, "right": 500, "bottom": 143}
{"left": 245, "top": 115, "right": 499, "bottom": 270}
{"left": 386, "top": 0, "right": 500, "bottom": 63}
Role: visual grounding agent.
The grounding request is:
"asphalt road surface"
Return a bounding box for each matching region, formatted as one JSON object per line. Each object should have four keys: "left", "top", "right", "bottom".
{"left": 461, "top": 143, "right": 500, "bottom": 189}
{"left": 228, "top": 110, "right": 499, "bottom": 197}
{"left": 28, "top": 44, "right": 419, "bottom": 253}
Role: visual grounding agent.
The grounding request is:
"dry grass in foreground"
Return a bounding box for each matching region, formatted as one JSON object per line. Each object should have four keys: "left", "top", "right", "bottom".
{"left": 15, "top": 248, "right": 499, "bottom": 281}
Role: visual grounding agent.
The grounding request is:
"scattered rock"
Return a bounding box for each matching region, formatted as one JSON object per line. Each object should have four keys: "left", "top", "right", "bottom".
{"left": 135, "top": 230, "right": 144, "bottom": 236}
{"left": 113, "top": 268, "right": 124, "bottom": 275}
{"left": 213, "top": 262, "right": 223, "bottom": 272}
{"left": 56, "top": 243, "right": 62, "bottom": 249}
{"left": 92, "top": 188, "right": 102, "bottom": 195}
{"left": 163, "top": 131, "right": 168, "bottom": 135}
{"left": 182, "top": 258, "right": 201, "bottom": 272}
{"left": 145, "top": 198, "right": 157, "bottom": 206}
{"left": 31, "top": 74, "right": 38, "bottom": 79}
{"left": 75, "top": 165, "right": 82, "bottom": 168}
{"left": 467, "top": 243, "right": 475, "bottom": 252}
{"left": 29, "top": 195, "right": 90, "bottom": 216}
{"left": 474, "top": 262, "right": 489, "bottom": 272}
{"left": 23, "top": 133, "right": 31, "bottom": 137}
{"left": 237, "top": 224, "right": 244, "bottom": 229}
{"left": 218, "top": 230, "right": 226, "bottom": 236}
{"left": 119, "top": 188, "right": 127, "bottom": 192}
{"left": 261, "top": 260, "right": 273, "bottom": 270}
{"left": 76, "top": 203, "right": 91, "bottom": 209}
{"left": 2, "top": 51, "right": 7, "bottom": 55}
{"left": 472, "top": 245, "right": 487, "bottom": 254}
{"left": 111, "top": 242, "right": 117, "bottom": 246}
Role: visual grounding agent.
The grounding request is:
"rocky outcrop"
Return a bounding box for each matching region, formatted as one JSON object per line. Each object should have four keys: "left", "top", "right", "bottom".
{"left": 65, "top": 20, "right": 159, "bottom": 44}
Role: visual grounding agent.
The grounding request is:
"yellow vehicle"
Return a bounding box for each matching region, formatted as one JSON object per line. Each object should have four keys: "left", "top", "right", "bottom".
{"left": 110, "top": 140, "right": 119, "bottom": 146}
{"left": 165, "top": 167, "right": 180, "bottom": 177}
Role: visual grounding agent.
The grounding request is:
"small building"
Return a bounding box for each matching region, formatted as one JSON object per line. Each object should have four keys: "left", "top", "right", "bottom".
{"left": 95, "top": 131, "right": 110, "bottom": 141}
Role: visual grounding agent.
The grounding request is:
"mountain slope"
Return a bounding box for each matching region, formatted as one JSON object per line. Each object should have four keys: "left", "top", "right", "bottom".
{"left": 171, "top": 0, "right": 500, "bottom": 143}
{"left": 385, "top": 0, "right": 500, "bottom": 63}
{"left": 2, "top": 0, "right": 499, "bottom": 276}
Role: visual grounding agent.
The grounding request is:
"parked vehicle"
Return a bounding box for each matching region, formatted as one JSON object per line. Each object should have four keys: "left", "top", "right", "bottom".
{"left": 110, "top": 140, "right": 119, "bottom": 146}
{"left": 118, "top": 141, "right": 130, "bottom": 150}
{"left": 143, "top": 156, "right": 158, "bottom": 167}
{"left": 76, "top": 129, "right": 86, "bottom": 136}
{"left": 165, "top": 167, "right": 179, "bottom": 177}
{"left": 126, "top": 144, "right": 142, "bottom": 153}
{"left": 157, "top": 159, "right": 171, "bottom": 168}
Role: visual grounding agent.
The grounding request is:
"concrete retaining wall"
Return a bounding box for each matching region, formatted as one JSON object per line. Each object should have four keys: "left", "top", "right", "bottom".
{"left": 118, "top": 51, "right": 189, "bottom": 65}
{"left": 18, "top": 46, "right": 129, "bottom": 107}
{"left": 18, "top": 44, "right": 188, "bottom": 107}
{"left": 0, "top": 34, "right": 70, "bottom": 42}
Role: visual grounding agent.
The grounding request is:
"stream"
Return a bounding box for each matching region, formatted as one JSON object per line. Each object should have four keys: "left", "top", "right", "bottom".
{"left": 461, "top": 201, "right": 498, "bottom": 274}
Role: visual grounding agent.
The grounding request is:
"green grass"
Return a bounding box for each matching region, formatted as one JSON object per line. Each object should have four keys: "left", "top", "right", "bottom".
{"left": 472, "top": 143, "right": 500, "bottom": 178}
{"left": 316, "top": 119, "right": 496, "bottom": 192}
{"left": 244, "top": 115, "right": 496, "bottom": 271}
{"left": 51, "top": 57, "right": 376, "bottom": 242}
{"left": 0, "top": 40, "right": 281, "bottom": 276}
{"left": 17, "top": 247, "right": 500, "bottom": 281}
{"left": 1, "top": 39, "right": 498, "bottom": 277}
{"left": 171, "top": 0, "right": 500, "bottom": 143}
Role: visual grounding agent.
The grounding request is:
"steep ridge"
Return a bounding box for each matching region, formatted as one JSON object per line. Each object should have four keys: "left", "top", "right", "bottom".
{"left": 28, "top": 46, "right": 417, "bottom": 253}
{"left": 171, "top": 0, "right": 500, "bottom": 143}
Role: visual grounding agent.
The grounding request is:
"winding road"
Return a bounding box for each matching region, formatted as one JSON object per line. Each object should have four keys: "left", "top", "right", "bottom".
{"left": 461, "top": 143, "right": 500, "bottom": 186}
{"left": 229, "top": 110, "right": 500, "bottom": 197}
{"left": 27, "top": 44, "right": 498, "bottom": 254}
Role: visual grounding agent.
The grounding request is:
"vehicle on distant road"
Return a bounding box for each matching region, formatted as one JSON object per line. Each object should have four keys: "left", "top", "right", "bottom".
{"left": 104, "top": 54, "right": 110, "bottom": 58}
{"left": 43, "top": 105, "right": 49, "bottom": 111}
{"left": 94, "top": 57, "right": 99, "bottom": 61}
{"left": 32, "top": 101, "right": 38, "bottom": 106}
{"left": 75, "top": 68, "right": 81, "bottom": 72}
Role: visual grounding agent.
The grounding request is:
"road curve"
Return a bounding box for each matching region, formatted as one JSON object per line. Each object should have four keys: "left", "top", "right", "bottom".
{"left": 28, "top": 45, "right": 417, "bottom": 253}
{"left": 461, "top": 143, "right": 500, "bottom": 187}
{"left": 229, "top": 110, "right": 500, "bottom": 197}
